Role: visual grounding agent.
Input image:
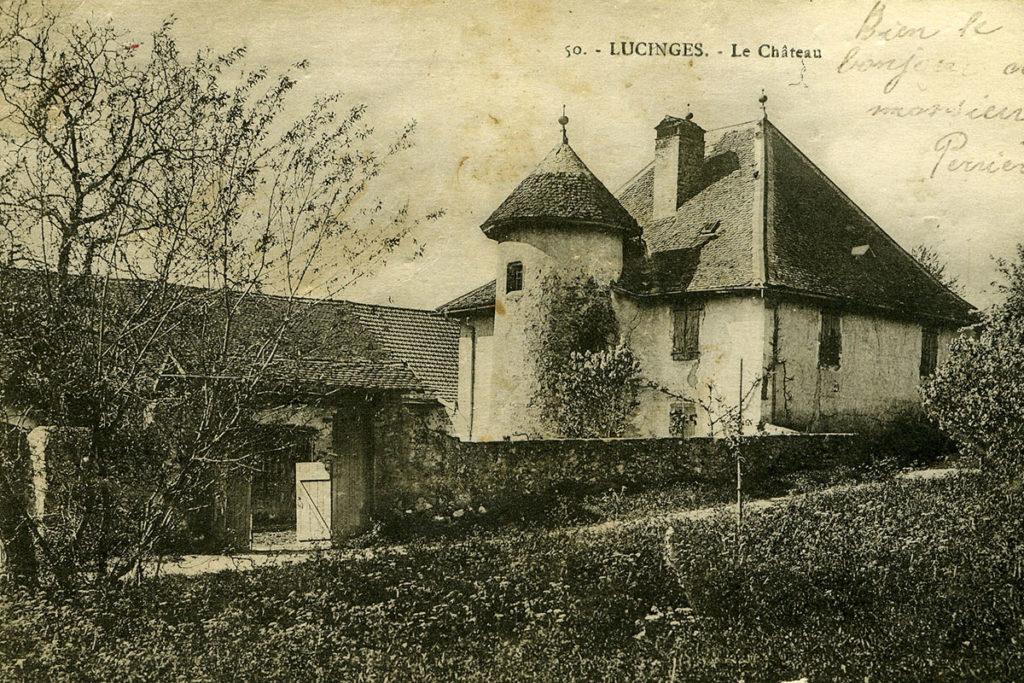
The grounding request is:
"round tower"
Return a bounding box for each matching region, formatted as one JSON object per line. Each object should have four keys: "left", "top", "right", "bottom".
{"left": 481, "top": 113, "right": 639, "bottom": 439}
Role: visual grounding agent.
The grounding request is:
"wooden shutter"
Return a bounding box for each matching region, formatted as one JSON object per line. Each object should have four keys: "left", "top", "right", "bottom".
{"left": 818, "top": 312, "right": 842, "bottom": 367}
{"left": 920, "top": 328, "right": 938, "bottom": 377}
{"left": 672, "top": 307, "right": 686, "bottom": 357}
{"left": 673, "top": 302, "right": 702, "bottom": 360}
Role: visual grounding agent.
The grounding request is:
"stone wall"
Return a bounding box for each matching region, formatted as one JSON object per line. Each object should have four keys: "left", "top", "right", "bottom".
{"left": 371, "top": 399, "right": 871, "bottom": 520}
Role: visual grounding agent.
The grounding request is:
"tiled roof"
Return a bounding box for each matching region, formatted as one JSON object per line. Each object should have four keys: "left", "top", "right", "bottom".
{"left": 619, "top": 121, "right": 760, "bottom": 292}
{"left": 482, "top": 141, "right": 638, "bottom": 237}
{"left": 0, "top": 269, "right": 459, "bottom": 400}
{"left": 228, "top": 295, "right": 458, "bottom": 401}
{"left": 159, "top": 354, "right": 422, "bottom": 394}
{"left": 348, "top": 303, "right": 459, "bottom": 402}
{"left": 164, "top": 293, "right": 459, "bottom": 400}
{"left": 244, "top": 357, "right": 422, "bottom": 393}
{"left": 223, "top": 294, "right": 392, "bottom": 367}
{"left": 615, "top": 118, "right": 975, "bottom": 325}
{"left": 437, "top": 280, "right": 496, "bottom": 314}
{"left": 761, "top": 122, "right": 974, "bottom": 324}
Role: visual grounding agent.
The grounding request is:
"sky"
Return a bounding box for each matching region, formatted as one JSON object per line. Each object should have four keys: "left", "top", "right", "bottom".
{"left": 67, "top": 0, "right": 1024, "bottom": 310}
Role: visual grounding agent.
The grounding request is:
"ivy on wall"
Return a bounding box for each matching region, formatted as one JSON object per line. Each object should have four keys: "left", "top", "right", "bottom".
{"left": 528, "top": 272, "right": 643, "bottom": 438}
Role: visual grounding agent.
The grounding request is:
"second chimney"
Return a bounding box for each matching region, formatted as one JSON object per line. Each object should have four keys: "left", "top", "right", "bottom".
{"left": 652, "top": 115, "right": 705, "bottom": 221}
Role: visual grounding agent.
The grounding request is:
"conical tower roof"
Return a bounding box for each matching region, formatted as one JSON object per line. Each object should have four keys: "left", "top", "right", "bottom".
{"left": 481, "top": 137, "right": 638, "bottom": 238}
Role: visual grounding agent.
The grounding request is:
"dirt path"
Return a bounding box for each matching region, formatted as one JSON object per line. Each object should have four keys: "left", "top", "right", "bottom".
{"left": 148, "top": 467, "right": 966, "bottom": 577}
{"left": 575, "top": 467, "right": 964, "bottom": 537}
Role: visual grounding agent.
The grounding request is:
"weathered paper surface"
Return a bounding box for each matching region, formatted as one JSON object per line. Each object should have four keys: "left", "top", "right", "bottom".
{"left": 71, "top": 0, "right": 1024, "bottom": 311}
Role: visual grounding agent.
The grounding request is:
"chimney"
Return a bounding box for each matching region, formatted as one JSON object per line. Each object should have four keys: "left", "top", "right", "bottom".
{"left": 652, "top": 114, "right": 705, "bottom": 221}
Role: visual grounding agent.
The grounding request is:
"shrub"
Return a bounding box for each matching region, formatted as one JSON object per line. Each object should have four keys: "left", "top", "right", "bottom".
{"left": 4, "top": 475, "right": 1018, "bottom": 681}
{"left": 0, "top": 521, "right": 685, "bottom": 681}
{"left": 862, "top": 408, "right": 954, "bottom": 469}
{"left": 923, "top": 310, "right": 1024, "bottom": 476}
{"left": 923, "top": 243, "right": 1024, "bottom": 477}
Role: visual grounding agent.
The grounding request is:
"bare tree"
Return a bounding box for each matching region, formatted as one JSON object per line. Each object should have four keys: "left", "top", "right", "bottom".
{"left": 0, "top": 3, "right": 433, "bottom": 587}
{"left": 911, "top": 243, "right": 962, "bottom": 295}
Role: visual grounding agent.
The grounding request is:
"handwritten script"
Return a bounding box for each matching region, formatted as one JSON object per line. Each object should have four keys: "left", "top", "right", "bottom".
{"left": 840, "top": 1, "right": 1018, "bottom": 182}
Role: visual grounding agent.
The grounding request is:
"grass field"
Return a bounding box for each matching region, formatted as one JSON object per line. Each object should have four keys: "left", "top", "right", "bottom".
{"left": 1, "top": 470, "right": 1019, "bottom": 681}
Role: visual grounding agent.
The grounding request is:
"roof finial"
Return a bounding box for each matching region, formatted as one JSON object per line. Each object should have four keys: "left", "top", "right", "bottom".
{"left": 558, "top": 105, "right": 569, "bottom": 144}
{"left": 758, "top": 90, "right": 768, "bottom": 118}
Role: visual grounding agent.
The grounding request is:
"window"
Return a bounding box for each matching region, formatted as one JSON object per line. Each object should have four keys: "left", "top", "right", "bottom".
{"left": 672, "top": 301, "right": 703, "bottom": 360}
{"left": 670, "top": 401, "right": 698, "bottom": 438}
{"left": 818, "top": 311, "right": 842, "bottom": 367}
{"left": 920, "top": 328, "right": 938, "bottom": 377}
{"left": 505, "top": 261, "right": 523, "bottom": 293}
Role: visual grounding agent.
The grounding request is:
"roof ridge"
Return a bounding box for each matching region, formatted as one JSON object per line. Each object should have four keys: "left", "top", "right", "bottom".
{"left": 703, "top": 118, "right": 760, "bottom": 133}
{"left": 752, "top": 118, "right": 768, "bottom": 287}
{"left": 256, "top": 292, "right": 449, "bottom": 316}
{"left": 14, "top": 269, "right": 450, "bottom": 317}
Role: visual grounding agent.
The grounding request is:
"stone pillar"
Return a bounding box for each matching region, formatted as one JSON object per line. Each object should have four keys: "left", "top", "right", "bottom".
{"left": 26, "top": 427, "right": 52, "bottom": 520}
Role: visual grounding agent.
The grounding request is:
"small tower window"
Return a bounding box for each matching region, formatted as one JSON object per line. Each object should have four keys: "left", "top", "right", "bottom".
{"left": 506, "top": 261, "right": 523, "bottom": 293}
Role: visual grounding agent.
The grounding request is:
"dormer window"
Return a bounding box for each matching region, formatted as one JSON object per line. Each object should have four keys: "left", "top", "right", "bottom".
{"left": 851, "top": 244, "right": 872, "bottom": 258}
{"left": 506, "top": 261, "right": 523, "bottom": 293}
{"left": 699, "top": 220, "right": 721, "bottom": 235}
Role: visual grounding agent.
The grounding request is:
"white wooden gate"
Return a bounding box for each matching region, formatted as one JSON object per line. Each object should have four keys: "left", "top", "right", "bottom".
{"left": 295, "top": 462, "right": 331, "bottom": 542}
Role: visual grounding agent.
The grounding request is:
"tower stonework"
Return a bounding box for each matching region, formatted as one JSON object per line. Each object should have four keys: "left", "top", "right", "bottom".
{"left": 478, "top": 127, "right": 638, "bottom": 439}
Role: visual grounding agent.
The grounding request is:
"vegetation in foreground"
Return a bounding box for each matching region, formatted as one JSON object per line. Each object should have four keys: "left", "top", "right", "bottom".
{"left": 1, "top": 471, "right": 1020, "bottom": 682}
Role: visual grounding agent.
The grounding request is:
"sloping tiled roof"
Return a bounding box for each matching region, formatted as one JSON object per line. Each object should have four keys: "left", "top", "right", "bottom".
{"left": 240, "top": 357, "right": 422, "bottom": 393}
{"left": 760, "top": 123, "right": 974, "bottom": 324}
{"left": 229, "top": 295, "right": 458, "bottom": 401}
{"left": 437, "top": 280, "right": 496, "bottom": 314}
{"left": 615, "top": 118, "right": 975, "bottom": 325}
{"left": 0, "top": 268, "right": 459, "bottom": 400}
{"left": 618, "top": 121, "right": 760, "bottom": 292}
{"left": 163, "top": 355, "right": 423, "bottom": 394}
{"left": 222, "top": 294, "right": 392, "bottom": 367}
{"left": 349, "top": 303, "right": 459, "bottom": 402}
{"left": 158, "top": 292, "right": 459, "bottom": 400}
{"left": 160, "top": 295, "right": 459, "bottom": 400}
{"left": 482, "top": 141, "right": 638, "bottom": 237}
